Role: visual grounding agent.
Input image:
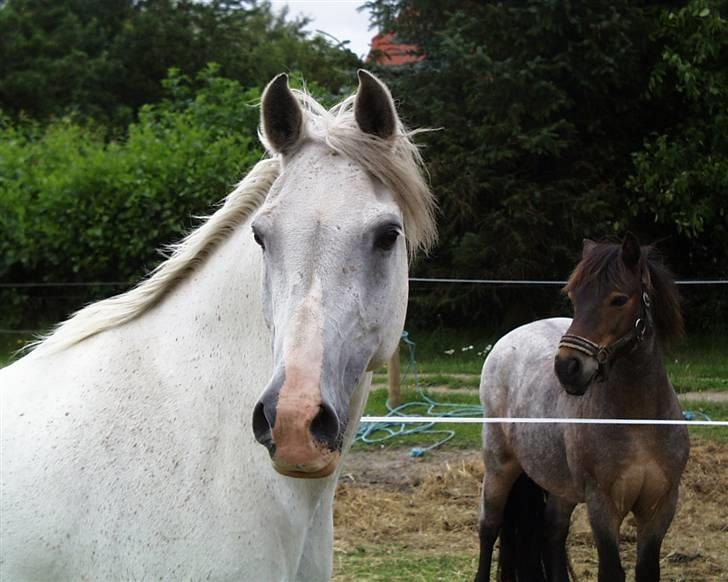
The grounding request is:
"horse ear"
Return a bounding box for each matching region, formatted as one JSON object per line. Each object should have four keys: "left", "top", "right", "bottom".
{"left": 582, "top": 238, "right": 597, "bottom": 258}
{"left": 355, "top": 69, "right": 397, "bottom": 139}
{"left": 261, "top": 73, "right": 303, "bottom": 155}
{"left": 621, "top": 232, "right": 641, "bottom": 269}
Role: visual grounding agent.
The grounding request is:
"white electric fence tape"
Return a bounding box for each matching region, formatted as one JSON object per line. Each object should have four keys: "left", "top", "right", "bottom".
{"left": 360, "top": 416, "right": 728, "bottom": 427}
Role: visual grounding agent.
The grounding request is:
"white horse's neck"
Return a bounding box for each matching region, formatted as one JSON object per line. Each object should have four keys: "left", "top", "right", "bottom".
{"left": 143, "top": 216, "right": 271, "bottom": 396}
{"left": 129, "top": 216, "right": 370, "bottom": 569}
{"left": 3, "top": 215, "right": 360, "bottom": 580}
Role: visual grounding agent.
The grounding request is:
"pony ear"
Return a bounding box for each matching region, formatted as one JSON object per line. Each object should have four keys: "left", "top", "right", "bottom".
{"left": 261, "top": 73, "right": 303, "bottom": 155}
{"left": 582, "top": 238, "right": 597, "bottom": 258}
{"left": 355, "top": 69, "right": 397, "bottom": 139}
{"left": 621, "top": 232, "right": 641, "bottom": 270}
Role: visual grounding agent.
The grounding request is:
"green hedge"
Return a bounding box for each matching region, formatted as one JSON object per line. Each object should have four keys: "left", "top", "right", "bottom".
{"left": 0, "top": 67, "right": 264, "bottom": 326}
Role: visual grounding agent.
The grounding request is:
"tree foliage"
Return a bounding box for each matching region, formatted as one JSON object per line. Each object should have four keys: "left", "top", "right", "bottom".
{"left": 0, "top": 0, "right": 360, "bottom": 126}
{"left": 626, "top": 1, "right": 727, "bottom": 270}
{"left": 365, "top": 0, "right": 726, "bottom": 329}
{"left": 1, "top": 0, "right": 725, "bottom": 332}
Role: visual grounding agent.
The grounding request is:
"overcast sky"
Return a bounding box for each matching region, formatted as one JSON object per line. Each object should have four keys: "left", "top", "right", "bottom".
{"left": 271, "top": 1, "right": 375, "bottom": 60}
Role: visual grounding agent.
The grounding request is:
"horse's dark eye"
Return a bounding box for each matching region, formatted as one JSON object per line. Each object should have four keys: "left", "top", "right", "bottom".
{"left": 610, "top": 295, "right": 628, "bottom": 307}
{"left": 374, "top": 229, "right": 400, "bottom": 251}
{"left": 253, "top": 231, "right": 265, "bottom": 250}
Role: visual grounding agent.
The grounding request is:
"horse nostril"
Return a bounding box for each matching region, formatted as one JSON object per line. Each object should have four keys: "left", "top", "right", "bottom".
{"left": 555, "top": 355, "right": 581, "bottom": 383}
{"left": 252, "top": 401, "right": 275, "bottom": 446}
{"left": 566, "top": 357, "right": 581, "bottom": 377}
{"left": 252, "top": 381, "right": 281, "bottom": 447}
{"left": 310, "top": 403, "right": 340, "bottom": 450}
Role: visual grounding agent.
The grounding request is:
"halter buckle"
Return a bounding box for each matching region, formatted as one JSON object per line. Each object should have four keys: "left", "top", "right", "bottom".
{"left": 634, "top": 318, "right": 646, "bottom": 342}
{"left": 642, "top": 291, "right": 651, "bottom": 309}
{"left": 595, "top": 348, "right": 610, "bottom": 364}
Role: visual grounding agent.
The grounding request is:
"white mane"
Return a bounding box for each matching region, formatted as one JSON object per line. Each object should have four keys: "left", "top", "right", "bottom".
{"left": 30, "top": 158, "right": 279, "bottom": 355}
{"left": 32, "top": 89, "right": 436, "bottom": 355}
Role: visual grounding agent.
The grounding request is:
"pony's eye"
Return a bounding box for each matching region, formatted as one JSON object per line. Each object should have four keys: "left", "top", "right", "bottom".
{"left": 610, "top": 295, "right": 629, "bottom": 307}
{"left": 252, "top": 230, "right": 265, "bottom": 250}
{"left": 374, "top": 229, "right": 400, "bottom": 251}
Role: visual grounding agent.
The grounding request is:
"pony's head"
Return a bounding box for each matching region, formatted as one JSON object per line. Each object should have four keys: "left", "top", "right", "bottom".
{"left": 251, "top": 71, "right": 436, "bottom": 478}
{"left": 555, "top": 234, "right": 682, "bottom": 395}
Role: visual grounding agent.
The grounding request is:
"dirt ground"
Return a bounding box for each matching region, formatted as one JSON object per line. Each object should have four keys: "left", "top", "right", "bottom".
{"left": 333, "top": 439, "right": 727, "bottom": 580}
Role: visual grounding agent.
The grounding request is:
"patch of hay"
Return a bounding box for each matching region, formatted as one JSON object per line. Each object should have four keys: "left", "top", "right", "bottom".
{"left": 335, "top": 439, "right": 728, "bottom": 580}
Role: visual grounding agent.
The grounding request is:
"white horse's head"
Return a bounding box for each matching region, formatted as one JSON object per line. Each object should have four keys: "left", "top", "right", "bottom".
{"left": 251, "top": 71, "right": 435, "bottom": 478}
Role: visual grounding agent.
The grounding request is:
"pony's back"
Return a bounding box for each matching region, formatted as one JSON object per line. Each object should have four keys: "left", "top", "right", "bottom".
{"left": 479, "top": 317, "right": 571, "bottom": 416}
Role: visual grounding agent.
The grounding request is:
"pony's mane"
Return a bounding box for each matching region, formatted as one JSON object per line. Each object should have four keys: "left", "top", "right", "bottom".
{"left": 31, "top": 88, "right": 436, "bottom": 355}
{"left": 565, "top": 241, "right": 684, "bottom": 345}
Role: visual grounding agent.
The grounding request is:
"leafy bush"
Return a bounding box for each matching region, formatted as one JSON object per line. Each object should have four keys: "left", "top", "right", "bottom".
{"left": 0, "top": 66, "right": 264, "bottom": 325}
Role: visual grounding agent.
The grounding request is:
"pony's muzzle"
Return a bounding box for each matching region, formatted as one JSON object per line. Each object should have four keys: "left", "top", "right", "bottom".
{"left": 252, "top": 386, "right": 342, "bottom": 479}
{"left": 554, "top": 350, "right": 595, "bottom": 395}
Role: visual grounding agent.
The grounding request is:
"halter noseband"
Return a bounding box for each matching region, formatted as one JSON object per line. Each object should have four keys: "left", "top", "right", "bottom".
{"left": 558, "top": 288, "right": 653, "bottom": 382}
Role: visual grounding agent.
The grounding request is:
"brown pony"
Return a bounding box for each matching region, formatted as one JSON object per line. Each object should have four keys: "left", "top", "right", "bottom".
{"left": 475, "top": 235, "right": 689, "bottom": 582}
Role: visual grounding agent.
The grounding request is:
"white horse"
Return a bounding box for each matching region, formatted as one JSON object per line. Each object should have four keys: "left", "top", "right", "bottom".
{"left": 0, "top": 71, "right": 436, "bottom": 581}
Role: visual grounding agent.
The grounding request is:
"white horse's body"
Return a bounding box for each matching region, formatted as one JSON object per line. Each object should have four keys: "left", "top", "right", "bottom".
{"left": 1, "top": 72, "right": 435, "bottom": 581}
{"left": 2, "top": 225, "right": 351, "bottom": 580}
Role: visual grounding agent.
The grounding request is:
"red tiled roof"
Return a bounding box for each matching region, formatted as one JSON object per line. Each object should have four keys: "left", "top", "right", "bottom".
{"left": 367, "top": 32, "right": 423, "bottom": 65}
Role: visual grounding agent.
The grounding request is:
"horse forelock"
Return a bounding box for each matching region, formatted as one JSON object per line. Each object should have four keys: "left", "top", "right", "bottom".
{"left": 565, "top": 243, "right": 626, "bottom": 294}
{"left": 565, "top": 240, "right": 683, "bottom": 346}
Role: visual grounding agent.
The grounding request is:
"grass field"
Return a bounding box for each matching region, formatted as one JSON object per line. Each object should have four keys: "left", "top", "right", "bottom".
{"left": 387, "top": 327, "right": 728, "bottom": 392}
{"left": 359, "top": 327, "right": 728, "bottom": 450}
{"left": 334, "top": 550, "right": 476, "bottom": 582}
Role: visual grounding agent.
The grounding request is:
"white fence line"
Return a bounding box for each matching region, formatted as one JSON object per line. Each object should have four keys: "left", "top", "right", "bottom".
{"left": 360, "top": 416, "right": 728, "bottom": 427}
{"left": 408, "top": 278, "right": 728, "bottom": 285}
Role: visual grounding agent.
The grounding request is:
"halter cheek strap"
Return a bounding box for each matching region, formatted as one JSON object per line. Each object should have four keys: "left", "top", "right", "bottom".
{"left": 558, "top": 288, "right": 653, "bottom": 382}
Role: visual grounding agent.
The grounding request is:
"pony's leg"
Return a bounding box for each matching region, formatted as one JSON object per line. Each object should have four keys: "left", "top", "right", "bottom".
{"left": 543, "top": 495, "right": 575, "bottom": 582}
{"left": 474, "top": 449, "right": 521, "bottom": 582}
{"left": 633, "top": 485, "right": 679, "bottom": 582}
{"left": 585, "top": 489, "right": 625, "bottom": 582}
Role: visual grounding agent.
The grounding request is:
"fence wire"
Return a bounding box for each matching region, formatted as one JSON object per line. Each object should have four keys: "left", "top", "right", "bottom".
{"left": 1, "top": 278, "right": 727, "bottom": 288}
